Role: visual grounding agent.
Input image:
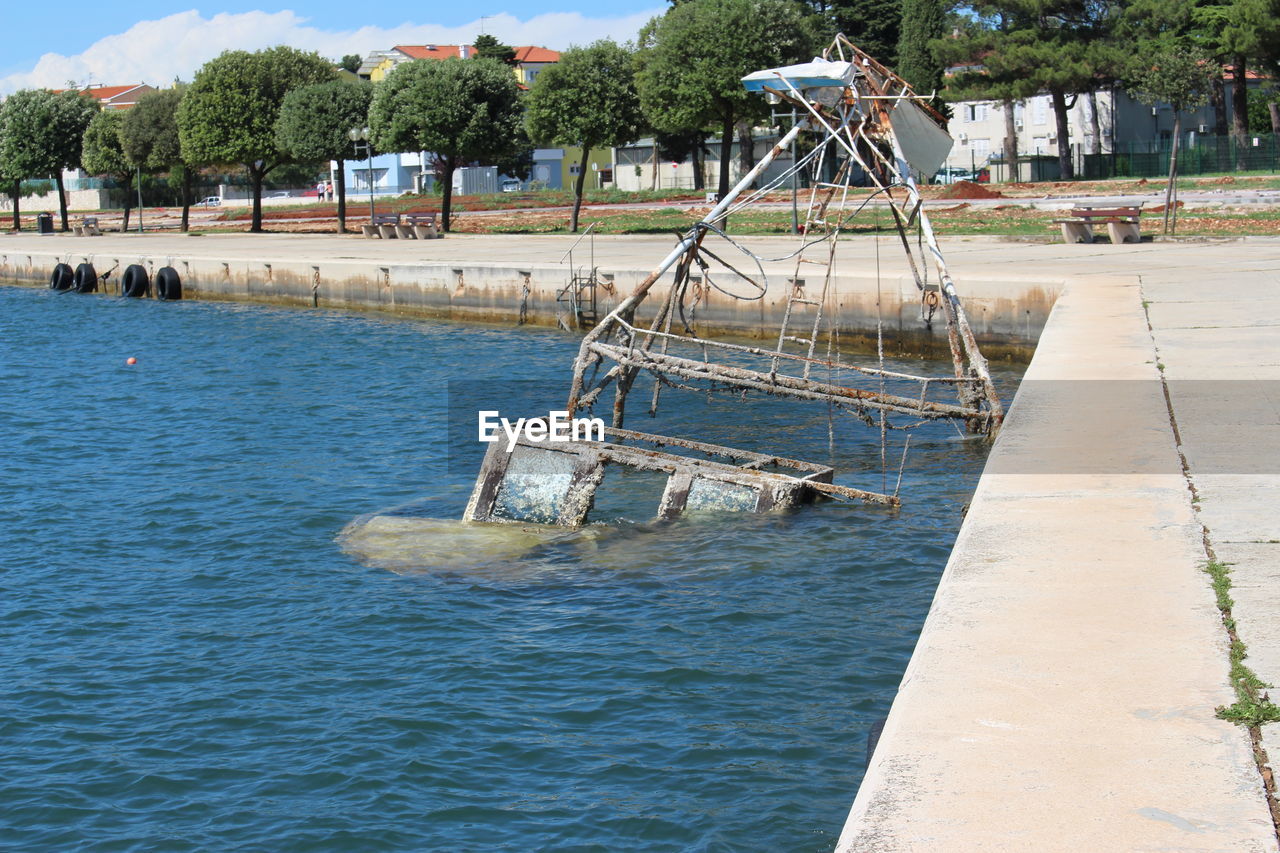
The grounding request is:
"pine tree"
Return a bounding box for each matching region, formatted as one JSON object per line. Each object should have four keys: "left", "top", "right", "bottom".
{"left": 829, "top": 0, "right": 902, "bottom": 67}
{"left": 933, "top": 0, "right": 1122, "bottom": 181}
{"left": 897, "top": 0, "right": 945, "bottom": 98}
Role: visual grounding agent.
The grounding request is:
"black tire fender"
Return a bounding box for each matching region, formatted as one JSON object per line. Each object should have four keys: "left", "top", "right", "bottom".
{"left": 122, "top": 264, "right": 150, "bottom": 298}
{"left": 155, "top": 266, "right": 182, "bottom": 301}
{"left": 49, "top": 263, "right": 73, "bottom": 291}
{"left": 72, "top": 263, "right": 98, "bottom": 294}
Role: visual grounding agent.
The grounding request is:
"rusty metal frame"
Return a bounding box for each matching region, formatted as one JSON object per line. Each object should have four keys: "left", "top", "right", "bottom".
{"left": 463, "top": 426, "right": 898, "bottom": 528}
{"left": 464, "top": 37, "right": 1001, "bottom": 527}
{"left": 564, "top": 36, "right": 1003, "bottom": 437}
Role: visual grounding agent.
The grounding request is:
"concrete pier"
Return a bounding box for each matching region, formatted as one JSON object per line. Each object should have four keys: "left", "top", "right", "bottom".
{"left": 0, "top": 232, "right": 1056, "bottom": 359}
{"left": 839, "top": 238, "right": 1280, "bottom": 851}
{"left": 3, "top": 230, "right": 1277, "bottom": 847}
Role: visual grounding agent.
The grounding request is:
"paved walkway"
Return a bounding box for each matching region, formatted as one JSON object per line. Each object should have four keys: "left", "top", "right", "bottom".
{"left": 839, "top": 238, "right": 1280, "bottom": 850}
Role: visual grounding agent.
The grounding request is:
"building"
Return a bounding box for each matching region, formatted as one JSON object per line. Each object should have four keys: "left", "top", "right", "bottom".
{"left": 529, "top": 147, "right": 614, "bottom": 190}
{"left": 81, "top": 83, "right": 156, "bottom": 110}
{"left": 52, "top": 83, "right": 156, "bottom": 110}
{"left": 612, "top": 134, "right": 796, "bottom": 193}
{"left": 941, "top": 71, "right": 1267, "bottom": 181}
{"left": 511, "top": 46, "right": 559, "bottom": 88}
{"left": 359, "top": 45, "right": 475, "bottom": 81}
{"left": 356, "top": 44, "right": 560, "bottom": 88}
{"left": 341, "top": 44, "right": 574, "bottom": 198}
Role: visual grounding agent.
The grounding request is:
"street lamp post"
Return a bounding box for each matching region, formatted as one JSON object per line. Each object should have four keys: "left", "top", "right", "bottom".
{"left": 348, "top": 126, "right": 375, "bottom": 223}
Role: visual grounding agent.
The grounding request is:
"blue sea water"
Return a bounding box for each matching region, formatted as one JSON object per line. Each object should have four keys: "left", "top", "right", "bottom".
{"left": 0, "top": 284, "right": 1017, "bottom": 851}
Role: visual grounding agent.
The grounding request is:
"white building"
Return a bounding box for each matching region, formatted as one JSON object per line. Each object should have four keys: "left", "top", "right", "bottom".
{"left": 943, "top": 73, "right": 1264, "bottom": 181}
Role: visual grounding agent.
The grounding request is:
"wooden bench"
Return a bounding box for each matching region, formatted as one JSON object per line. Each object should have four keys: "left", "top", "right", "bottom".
{"left": 1053, "top": 204, "right": 1143, "bottom": 245}
{"left": 73, "top": 216, "right": 101, "bottom": 236}
{"left": 403, "top": 212, "right": 439, "bottom": 239}
{"left": 362, "top": 213, "right": 400, "bottom": 238}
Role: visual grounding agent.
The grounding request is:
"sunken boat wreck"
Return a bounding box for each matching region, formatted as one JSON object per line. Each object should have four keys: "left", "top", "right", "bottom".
{"left": 468, "top": 36, "right": 1005, "bottom": 528}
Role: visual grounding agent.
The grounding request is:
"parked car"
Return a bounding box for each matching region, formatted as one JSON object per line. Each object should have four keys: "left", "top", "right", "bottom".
{"left": 267, "top": 191, "right": 291, "bottom": 199}
{"left": 196, "top": 196, "right": 222, "bottom": 207}
{"left": 932, "top": 167, "right": 973, "bottom": 185}
{"left": 501, "top": 178, "right": 522, "bottom": 193}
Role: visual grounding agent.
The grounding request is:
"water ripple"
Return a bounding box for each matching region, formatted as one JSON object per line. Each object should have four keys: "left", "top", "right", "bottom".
{"left": 0, "top": 283, "right": 1019, "bottom": 850}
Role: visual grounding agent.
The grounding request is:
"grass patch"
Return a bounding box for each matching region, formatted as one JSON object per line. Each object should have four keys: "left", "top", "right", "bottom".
{"left": 1204, "top": 559, "right": 1280, "bottom": 727}
{"left": 458, "top": 203, "right": 1280, "bottom": 238}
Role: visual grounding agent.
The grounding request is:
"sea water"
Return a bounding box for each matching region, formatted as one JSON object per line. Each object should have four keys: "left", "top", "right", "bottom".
{"left": 0, "top": 284, "right": 1020, "bottom": 850}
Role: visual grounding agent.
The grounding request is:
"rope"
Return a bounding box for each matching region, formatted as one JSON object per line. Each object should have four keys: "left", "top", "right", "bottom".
{"left": 875, "top": 199, "right": 887, "bottom": 494}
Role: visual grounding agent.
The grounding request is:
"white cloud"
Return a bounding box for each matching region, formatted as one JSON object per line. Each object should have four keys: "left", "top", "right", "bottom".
{"left": 0, "top": 8, "right": 662, "bottom": 94}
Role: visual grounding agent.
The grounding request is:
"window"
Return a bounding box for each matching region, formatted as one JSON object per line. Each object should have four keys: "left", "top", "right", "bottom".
{"left": 1033, "top": 97, "right": 1049, "bottom": 125}
{"left": 966, "top": 103, "right": 990, "bottom": 123}
{"left": 569, "top": 164, "right": 582, "bottom": 176}
{"left": 353, "top": 168, "right": 386, "bottom": 190}
{"left": 972, "top": 138, "right": 991, "bottom": 161}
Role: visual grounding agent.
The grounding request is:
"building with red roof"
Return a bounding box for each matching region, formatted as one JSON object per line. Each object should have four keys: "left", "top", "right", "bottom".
{"left": 51, "top": 83, "right": 156, "bottom": 110}
{"left": 358, "top": 44, "right": 560, "bottom": 87}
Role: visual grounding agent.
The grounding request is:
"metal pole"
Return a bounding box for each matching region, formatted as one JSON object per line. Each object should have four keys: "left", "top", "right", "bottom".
{"left": 790, "top": 108, "right": 799, "bottom": 235}
{"left": 367, "top": 143, "right": 374, "bottom": 222}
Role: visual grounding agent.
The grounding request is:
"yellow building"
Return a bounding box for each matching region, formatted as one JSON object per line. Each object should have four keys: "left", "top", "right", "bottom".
{"left": 357, "top": 44, "right": 560, "bottom": 87}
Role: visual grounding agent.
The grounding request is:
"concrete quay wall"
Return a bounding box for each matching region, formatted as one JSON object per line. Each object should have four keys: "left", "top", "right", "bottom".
{"left": 838, "top": 239, "right": 1280, "bottom": 851}
{"left": 0, "top": 233, "right": 1057, "bottom": 359}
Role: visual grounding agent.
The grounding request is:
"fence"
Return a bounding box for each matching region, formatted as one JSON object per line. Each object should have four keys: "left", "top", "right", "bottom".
{"left": 1080, "top": 134, "right": 1280, "bottom": 179}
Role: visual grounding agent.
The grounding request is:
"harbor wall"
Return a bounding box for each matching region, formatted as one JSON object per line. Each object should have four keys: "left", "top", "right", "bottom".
{"left": 0, "top": 242, "right": 1057, "bottom": 361}
{"left": 835, "top": 254, "right": 1276, "bottom": 850}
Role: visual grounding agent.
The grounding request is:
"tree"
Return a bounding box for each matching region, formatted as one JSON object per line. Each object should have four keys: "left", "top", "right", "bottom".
{"left": 934, "top": 9, "right": 1040, "bottom": 181}
{"left": 0, "top": 98, "right": 26, "bottom": 231}
{"left": 368, "top": 57, "right": 524, "bottom": 232}
{"left": 933, "top": 0, "right": 1122, "bottom": 181}
{"left": 897, "top": 0, "right": 946, "bottom": 101}
{"left": 121, "top": 87, "right": 195, "bottom": 231}
{"left": 178, "top": 46, "right": 336, "bottom": 232}
{"left": 1125, "top": 43, "right": 1215, "bottom": 234}
{"left": 1192, "top": 0, "right": 1280, "bottom": 162}
{"left": 657, "top": 130, "right": 711, "bottom": 190}
{"left": 474, "top": 34, "right": 517, "bottom": 64}
{"left": 0, "top": 89, "right": 98, "bottom": 231}
{"left": 830, "top": 0, "right": 902, "bottom": 67}
{"left": 340, "top": 54, "right": 363, "bottom": 74}
{"left": 526, "top": 40, "right": 645, "bottom": 232}
{"left": 1124, "top": 0, "right": 1279, "bottom": 161}
{"left": 635, "top": 0, "right": 814, "bottom": 198}
{"left": 276, "top": 79, "right": 373, "bottom": 233}
{"left": 81, "top": 110, "right": 138, "bottom": 231}
{"left": 490, "top": 125, "right": 535, "bottom": 183}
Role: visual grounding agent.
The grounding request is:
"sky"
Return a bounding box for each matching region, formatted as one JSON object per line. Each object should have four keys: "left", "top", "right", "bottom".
{"left": 0, "top": 2, "right": 664, "bottom": 94}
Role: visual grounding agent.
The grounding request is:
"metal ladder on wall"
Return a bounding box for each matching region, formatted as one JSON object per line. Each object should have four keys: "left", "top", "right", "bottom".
{"left": 557, "top": 223, "right": 600, "bottom": 330}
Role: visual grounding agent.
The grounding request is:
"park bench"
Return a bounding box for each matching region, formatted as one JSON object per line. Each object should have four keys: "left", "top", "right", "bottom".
{"left": 1053, "top": 203, "right": 1144, "bottom": 245}
{"left": 362, "top": 213, "right": 400, "bottom": 238}
{"left": 403, "top": 212, "right": 439, "bottom": 239}
{"left": 73, "top": 216, "right": 102, "bottom": 236}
